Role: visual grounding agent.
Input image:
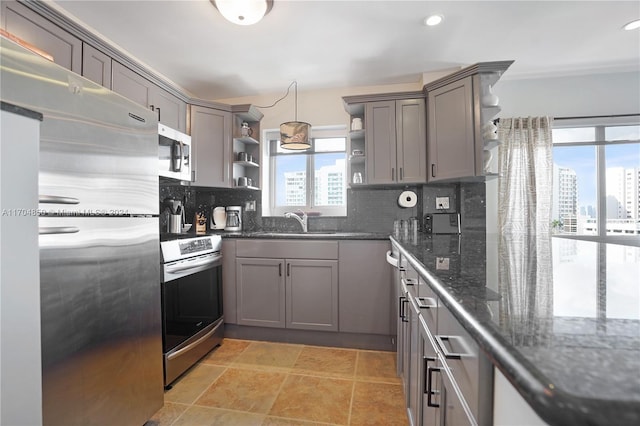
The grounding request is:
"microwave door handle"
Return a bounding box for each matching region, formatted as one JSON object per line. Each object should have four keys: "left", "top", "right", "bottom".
{"left": 175, "top": 141, "right": 183, "bottom": 172}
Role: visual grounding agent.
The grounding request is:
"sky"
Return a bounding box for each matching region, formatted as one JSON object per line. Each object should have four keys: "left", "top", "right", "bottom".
{"left": 553, "top": 143, "right": 640, "bottom": 208}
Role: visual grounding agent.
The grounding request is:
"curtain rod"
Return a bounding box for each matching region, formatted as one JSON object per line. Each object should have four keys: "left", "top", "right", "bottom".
{"left": 553, "top": 113, "right": 640, "bottom": 121}
{"left": 494, "top": 113, "right": 640, "bottom": 124}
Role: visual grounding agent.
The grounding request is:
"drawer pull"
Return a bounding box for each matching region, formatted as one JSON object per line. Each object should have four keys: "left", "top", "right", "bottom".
{"left": 423, "top": 356, "right": 437, "bottom": 394}
{"left": 416, "top": 297, "right": 437, "bottom": 309}
{"left": 401, "top": 277, "right": 417, "bottom": 286}
{"left": 434, "top": 335, "right": 473, "bottom": 359}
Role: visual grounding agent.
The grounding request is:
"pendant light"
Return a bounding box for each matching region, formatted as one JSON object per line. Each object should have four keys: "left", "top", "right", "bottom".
{"left": 212, "top": 0, "right": 273, "bottom": 26}
{"left": 279, "top": 81, "right": 311, "bottom": 150}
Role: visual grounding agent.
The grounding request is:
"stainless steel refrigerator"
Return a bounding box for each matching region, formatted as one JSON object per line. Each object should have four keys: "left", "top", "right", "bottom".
{"left": 1, "top": 37, "right": 163, "bottom": 425}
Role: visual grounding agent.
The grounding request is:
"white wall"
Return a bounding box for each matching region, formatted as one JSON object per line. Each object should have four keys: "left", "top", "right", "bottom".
{"left": 216, "top": 82, "right": 422, "bottom": 131}
{"left": 494, "top": 71, "right": 640, "bottom": 118}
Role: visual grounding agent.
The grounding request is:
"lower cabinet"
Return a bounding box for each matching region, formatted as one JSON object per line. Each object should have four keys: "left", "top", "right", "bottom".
{"left": 235, "top": 240, "right": 340, "bottom": 331}
{"left": 236, "top": 257, "right": 338, "bottom": 331}
{"left": 236, "top": 258, "right": 286, "bottom": 328}
{"left": 338, "top": 240, "right": 391, "bottom": 335}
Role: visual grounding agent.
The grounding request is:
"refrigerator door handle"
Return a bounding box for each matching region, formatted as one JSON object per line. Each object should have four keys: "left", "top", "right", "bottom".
{"left": 39, "top": 195, "right": 80, "bottom": 205}
{"left": 39, "top": 226, "right": 80, "bottom": 235}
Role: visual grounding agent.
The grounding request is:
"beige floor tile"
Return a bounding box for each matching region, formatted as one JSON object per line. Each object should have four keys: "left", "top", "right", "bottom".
{"left": 262, "top": 416, "right": 335, "bottom": 425}
{"left": 149, "top": 402, "right": 189, "bottom": 426}
{"left": 355, "top": 351, "right": 400, "bottom": 383}
{"left": 164, "top": 364, "right": 226, "bottom": 404}
{"left": 194, "top": 367, "right": 287, "bottom": 414}
{"left": 233, "top": 341, "right": 303, "bottom": 371}
{"left": 292, "top": 346, "right": 357, "bottom": 378}
{"left": 172, "top": 405, "right": 265, "bottom": 426}
{"left": 269, "top": 374, "right": 353, "bottom": 425}
{"left": 349, "top": 381, "right": 408, "bottom": 426}
{"left": 201, "top": 338, "right": 252, "bottom": 366}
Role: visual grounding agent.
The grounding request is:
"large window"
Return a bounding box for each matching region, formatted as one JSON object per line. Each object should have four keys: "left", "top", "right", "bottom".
{"left": 266, "top": 127, "right": 347, "bottom": 216}
{"left": 551, "top": 116, "right": 640, "bottom": 241}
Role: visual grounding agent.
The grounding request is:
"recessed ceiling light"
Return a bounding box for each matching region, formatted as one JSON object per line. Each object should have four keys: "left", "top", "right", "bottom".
{"left": 424, "top": 15, "right": 443, "bottom": 27}
{"left": 623, "top": 19, "right": 640, "bottom": 30}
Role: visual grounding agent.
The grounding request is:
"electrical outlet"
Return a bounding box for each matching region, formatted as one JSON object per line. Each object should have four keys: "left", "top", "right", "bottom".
{"left": 436, "top": 197, "right": 450, "bottom": 210}
{"left": 244, "top": 200, "right": 256, "bottom": 212}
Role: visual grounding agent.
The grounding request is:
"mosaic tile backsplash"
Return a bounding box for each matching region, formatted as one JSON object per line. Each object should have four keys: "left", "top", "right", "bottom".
{"left": 159, "top": 180, "right": 486, "bottom": 234}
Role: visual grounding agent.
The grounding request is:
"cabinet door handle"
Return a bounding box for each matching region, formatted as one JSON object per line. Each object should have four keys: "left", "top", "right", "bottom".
{"left": 279, "top": 263, "right": 282, "bottom": 276}
{"left": 287, "top": 263, "right": 291, "bottom": 277}
{"left": 426, "top": 366, "right": 442, "bottom": 407}
{"left": 431, "top": 164, "right": 436, "bottom": 178}
{"left": 400, "top": 167, "right": 403, "bottom": 181}
{"left": 156, "top": 107, "right": 161, "bottom": 122}
{"left": 391, "top": 167, "right": 395, "bottom": 181}
{"left": 399, "top": 296, "right": 408, "bottom": 322}
{"left": 423, "top": 356, "right": 437, "bottom": 394}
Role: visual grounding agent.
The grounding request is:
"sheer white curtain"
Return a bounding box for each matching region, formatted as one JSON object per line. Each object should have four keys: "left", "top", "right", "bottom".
{"left": 496, "top": 117, "right": 554, "bottom": 342}
{"left": 496, "top": 117, "right": 554, "bottom": 235}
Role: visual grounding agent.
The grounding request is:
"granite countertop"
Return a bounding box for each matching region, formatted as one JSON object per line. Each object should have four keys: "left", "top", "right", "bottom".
{"left": 391, "top": 232, "right": 640, "bottom": 426}
{"left": 162, "top": 230, "right": 390, "bottom": 241}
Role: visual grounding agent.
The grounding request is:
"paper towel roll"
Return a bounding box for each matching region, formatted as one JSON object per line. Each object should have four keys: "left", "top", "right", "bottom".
{"left": 398, "top": 190, "right": 417, "bottom": 208}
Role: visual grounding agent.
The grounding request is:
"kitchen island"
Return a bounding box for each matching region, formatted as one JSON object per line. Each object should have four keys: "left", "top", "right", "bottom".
{"left": 391, "top": 232, "right": 640, "bottom": 426}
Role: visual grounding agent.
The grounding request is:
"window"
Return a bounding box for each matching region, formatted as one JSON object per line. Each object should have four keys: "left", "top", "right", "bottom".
{"left": 551, "top": 116, "right": 640, "bottom": 241}
{"left": 265, "top": 127, "right": 347, "bottom": 216}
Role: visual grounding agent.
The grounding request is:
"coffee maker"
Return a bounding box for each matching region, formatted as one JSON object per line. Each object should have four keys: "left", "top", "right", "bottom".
{"left": 225, "top": 206, "right": 242, "bottom": 231}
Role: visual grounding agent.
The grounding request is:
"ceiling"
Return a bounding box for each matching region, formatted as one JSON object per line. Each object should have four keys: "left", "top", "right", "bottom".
{"left": 49, "top": 0, "right": 640, "bottom": 100}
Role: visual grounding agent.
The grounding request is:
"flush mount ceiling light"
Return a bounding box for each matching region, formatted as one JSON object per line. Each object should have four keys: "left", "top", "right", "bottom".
{"left": 424, "top": 14, "right": 443, "bottom": 26}
{"left": 623, "top": 19, "right": 640, "bottom": 30}
{"left": 212, "top": 0, "right": 274, "bottom": 26}
{"left": 279, "top": 81, "right": 311, "bottom": 150}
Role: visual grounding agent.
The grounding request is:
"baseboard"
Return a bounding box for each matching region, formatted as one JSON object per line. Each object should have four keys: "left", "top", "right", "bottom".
{"left": 224, "top": 324, "right": 395, "bottom": 352}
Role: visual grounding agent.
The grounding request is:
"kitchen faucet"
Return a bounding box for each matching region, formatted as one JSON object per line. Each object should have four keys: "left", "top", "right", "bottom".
{"left": 284, "top": 210, "right": 308, "bottom": 232}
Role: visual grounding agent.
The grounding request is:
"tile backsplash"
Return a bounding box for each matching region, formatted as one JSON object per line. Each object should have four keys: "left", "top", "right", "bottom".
{"left": 159, "top": 180, "right": 486, "bottom": 234}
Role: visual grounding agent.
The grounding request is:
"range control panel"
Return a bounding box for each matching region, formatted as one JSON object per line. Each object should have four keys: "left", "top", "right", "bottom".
{"left": 179, "top": 238, "right": 213, "bottom": 255}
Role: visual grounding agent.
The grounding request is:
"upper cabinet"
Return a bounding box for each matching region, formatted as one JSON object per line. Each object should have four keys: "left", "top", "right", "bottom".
{"left": 343, "top": 92, "right": 426, "bottom": 186}
{"left": 1, "top": 0, "right": 81, "bottom": 73}
{"left": 112, "top": 61, "right": 187, "bottom": 132}
{"left": 82, "top": 43, "right": 111, "bottom": 89}
{"left": 190, "top": 105, "right": 232, "bottom": 187}
{"left": 425, "top": 61, "right": 514, "bottom": 182}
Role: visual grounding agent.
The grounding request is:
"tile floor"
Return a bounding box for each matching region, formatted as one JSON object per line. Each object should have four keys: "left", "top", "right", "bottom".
{"left": 149, "top": 338, "right": 409, "bottom": 426}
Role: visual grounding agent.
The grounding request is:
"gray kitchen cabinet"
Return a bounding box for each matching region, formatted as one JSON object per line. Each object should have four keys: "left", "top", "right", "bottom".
{"left": 427, "top": 77, "right": 475, "bottom": 182}
{"left": 82, "top": 43, "right": 111, "bottom": 88}
{"left": 236, "top": 257, "right": 286, "bottom": 328}
{"left": 1, "top": 0, "right": 82, "bottom": 72}
{"left": 338, "top": 240, "right": 392, "bottom": 335}
{"left": 112, "top": 61, "right": 187, "bottom": 132}
{"left": 221, "top": 239, "right": 237, "bottom": 324}
{"left": 366, "top": 98, "right": 426, "bottom": 184}
{"left": 425, "top": 61, "right": 514, "bottom": 182}
{"left": 235, "top": 239, "right": 339, "bottom": 331}
{"left": 286, "top": 259, "right": 338, "bottom": 331}
{"left": 190, "top": 105, "right": 232, "bottom": 187}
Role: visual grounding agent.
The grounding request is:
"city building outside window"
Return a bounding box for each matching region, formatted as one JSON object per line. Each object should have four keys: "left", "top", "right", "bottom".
{"left": 266, "top": 127, "right": 347, "bottom": 217}
{"left": 551, "top": 116, "right": 640, "bottom": 241}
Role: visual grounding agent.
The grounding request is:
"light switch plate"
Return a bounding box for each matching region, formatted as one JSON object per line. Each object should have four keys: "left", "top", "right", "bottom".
{"left": 436, "top": 197, "right": 450, "bottom": 209}
{"left": 436, "top": 257, "right": 450, "bottom": 270}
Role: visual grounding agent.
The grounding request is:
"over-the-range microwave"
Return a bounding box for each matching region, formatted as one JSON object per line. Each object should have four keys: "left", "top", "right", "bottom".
{"left": 158, "top": 123, "right": 191, "bottom": 181}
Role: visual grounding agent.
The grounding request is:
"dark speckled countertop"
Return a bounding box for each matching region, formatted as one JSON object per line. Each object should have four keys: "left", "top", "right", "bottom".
{"left": 391, "top": 232, "right": 640, "bottom": 426}
{"left": 162, "top": 230, "right": 390, "bottom": 241}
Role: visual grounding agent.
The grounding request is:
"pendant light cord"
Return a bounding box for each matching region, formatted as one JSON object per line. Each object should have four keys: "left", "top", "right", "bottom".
{"left": 254, "top": 80, "right": 298, "bottom": 111}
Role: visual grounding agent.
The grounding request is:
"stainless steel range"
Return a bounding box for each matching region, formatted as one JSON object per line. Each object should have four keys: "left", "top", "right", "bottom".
{"left": 160, "top": 235, "right": 224, "bottom": 387}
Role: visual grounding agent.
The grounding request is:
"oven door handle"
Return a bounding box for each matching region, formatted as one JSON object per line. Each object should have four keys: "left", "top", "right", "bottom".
{"left": 167, "top": 321, "right": 221, "bottom": 361}
{"left": 165, "top": 256, "right": 222, "bottom": 274}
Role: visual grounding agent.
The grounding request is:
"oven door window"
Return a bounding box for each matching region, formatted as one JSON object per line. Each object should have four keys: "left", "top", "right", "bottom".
{"left": 162, "top": 266, "right": 222, "bottom": 352}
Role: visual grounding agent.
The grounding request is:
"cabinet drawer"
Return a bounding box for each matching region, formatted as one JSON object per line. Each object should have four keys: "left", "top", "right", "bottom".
{"left": 436, "top": 303, "right": 488, "bottom": 422}
{"left": 236, "top": 239, "right": 338, "bottom": 259}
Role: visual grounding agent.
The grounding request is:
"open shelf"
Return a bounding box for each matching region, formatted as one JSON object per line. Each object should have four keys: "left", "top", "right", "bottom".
{"left": 234, "top": 160, "right": 259, "bottom": 168}
{"left": 234, "top": 136, "right": 260, "bottom": 145}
